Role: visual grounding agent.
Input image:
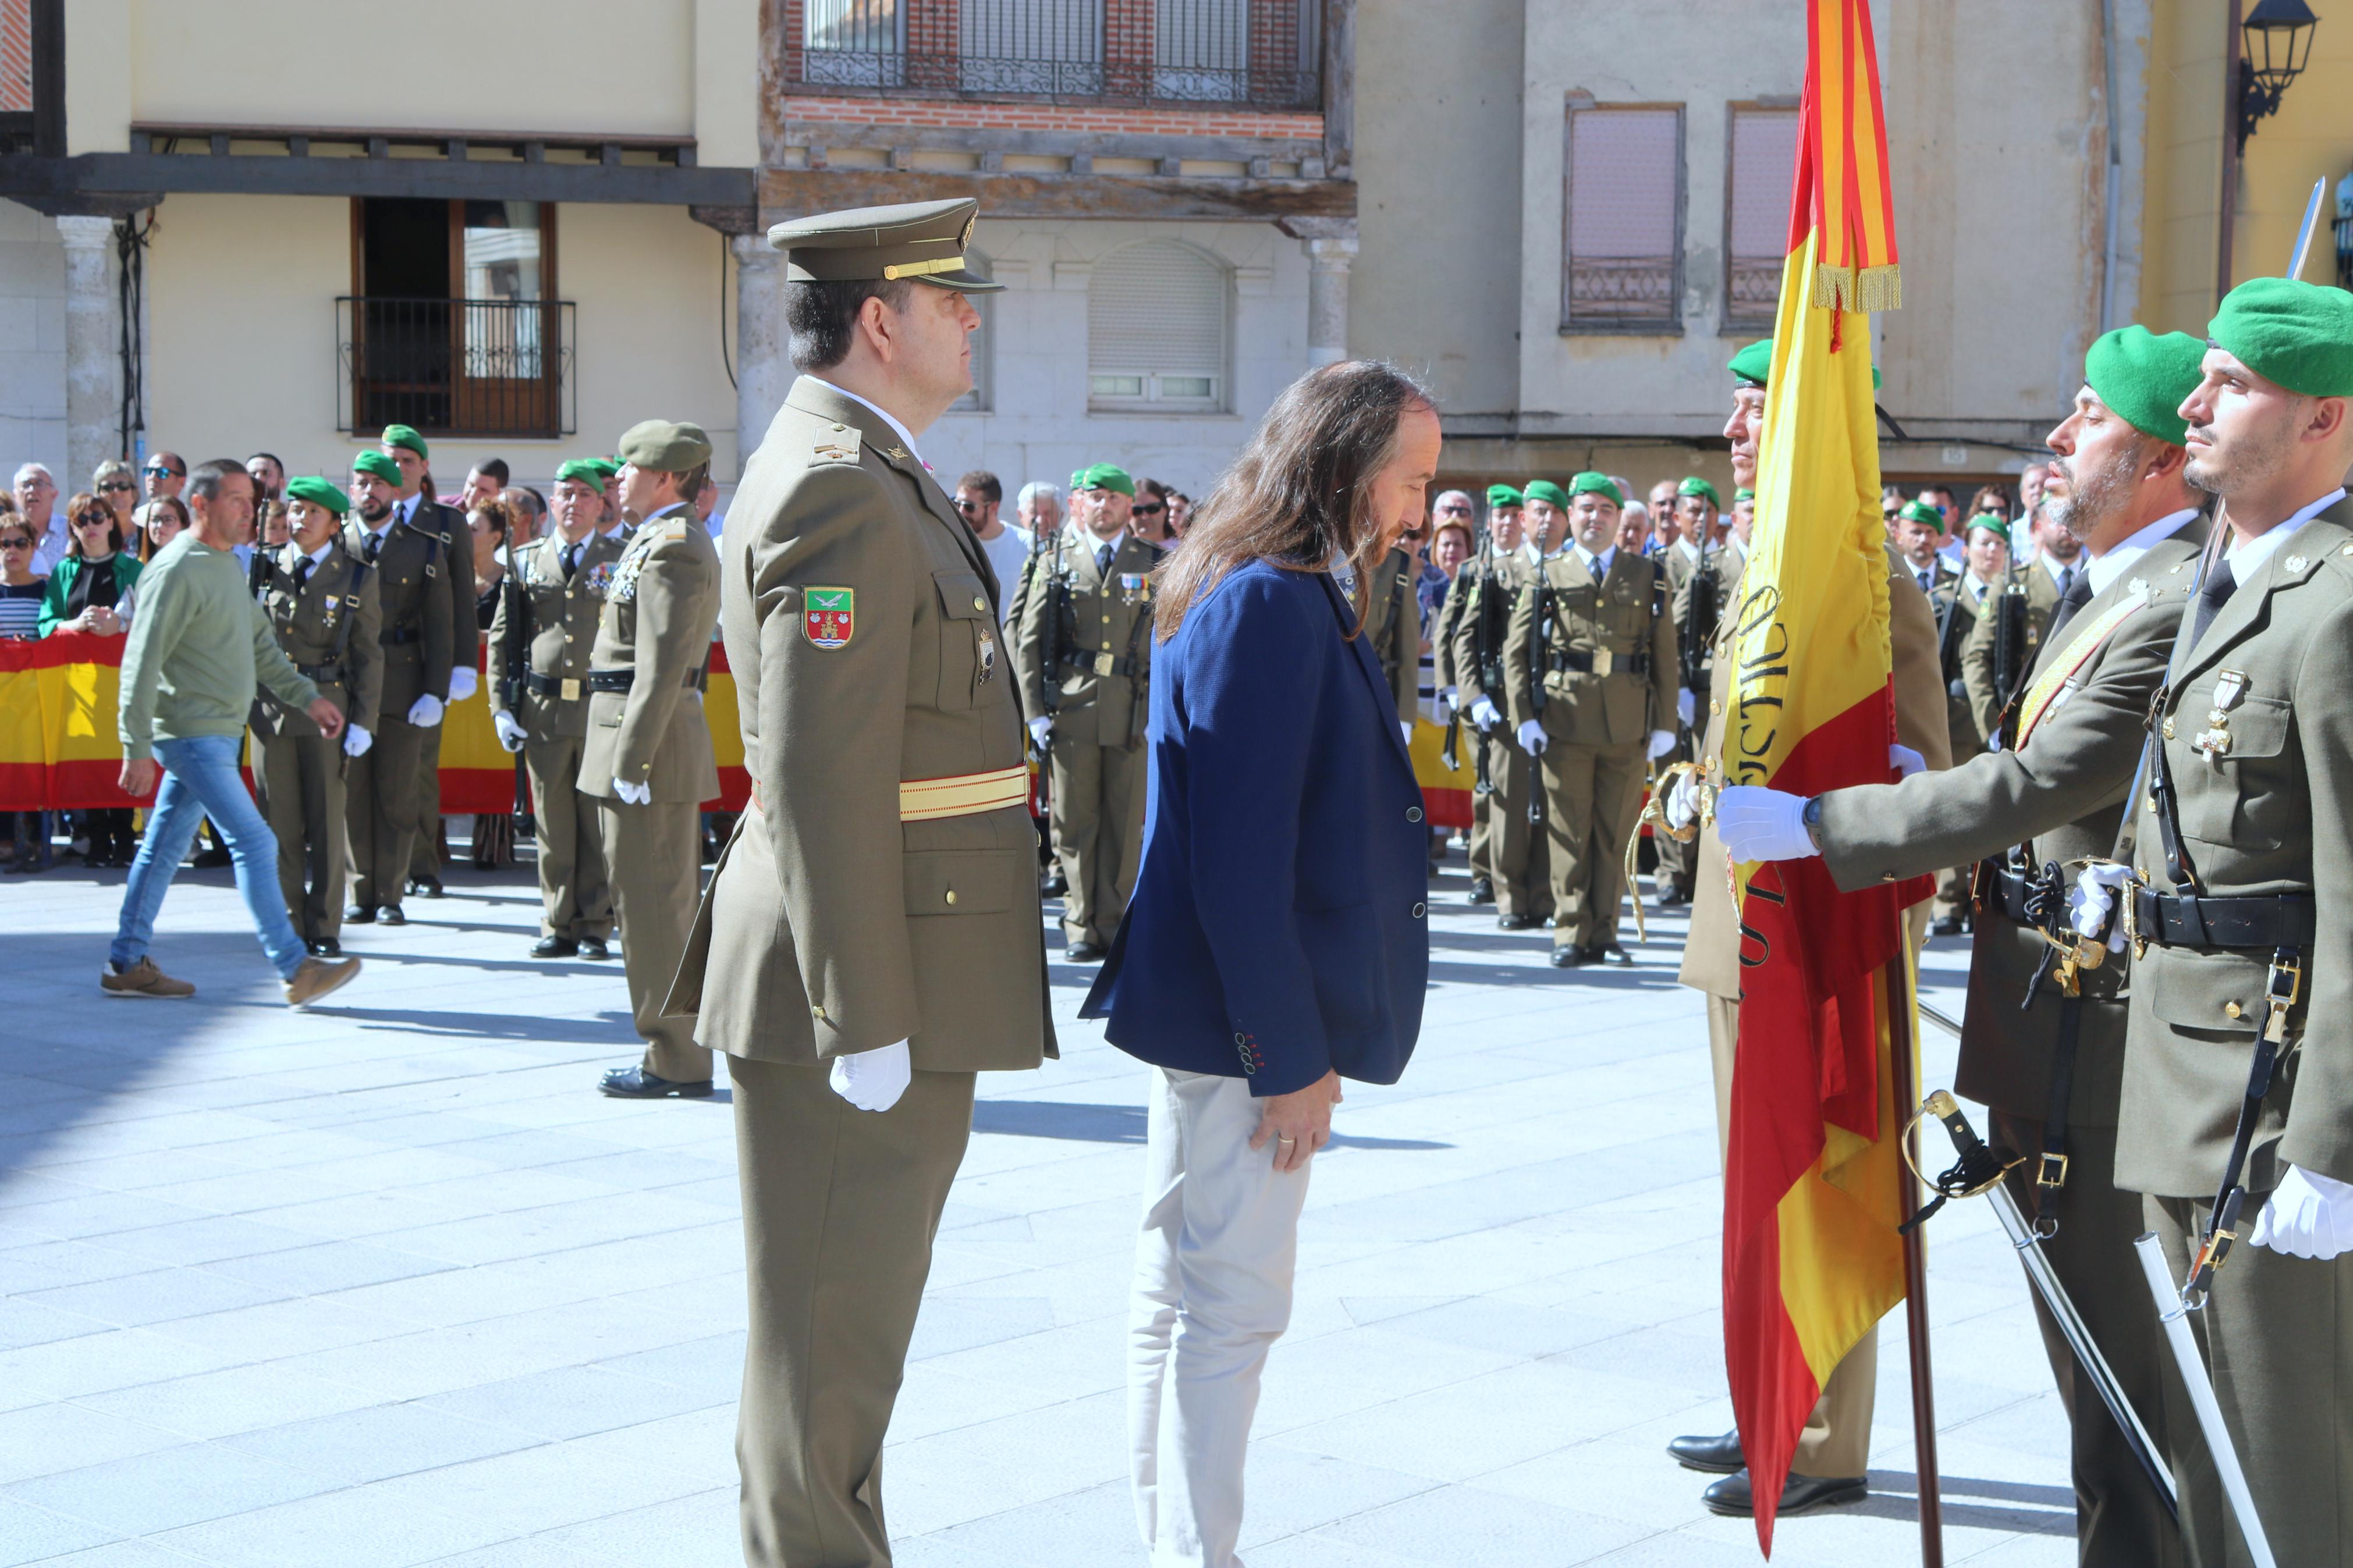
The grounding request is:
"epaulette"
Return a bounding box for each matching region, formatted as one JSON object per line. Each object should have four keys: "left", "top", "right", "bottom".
{"left": 811, "top": 423, "right": 863, "bottom": 467}
{"left": 659, "top": 519, "right": 693, "bottom": 542}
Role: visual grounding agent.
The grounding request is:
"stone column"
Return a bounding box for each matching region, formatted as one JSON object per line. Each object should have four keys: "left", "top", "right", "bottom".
{"left": 1281, "top": 217, "right": 1359, "bottom": 367}
{"left": 732, "top": 233, "right": 789, "bottom": 474}
{"left": 55, "top": 216, "right": 121, "bottom": 483}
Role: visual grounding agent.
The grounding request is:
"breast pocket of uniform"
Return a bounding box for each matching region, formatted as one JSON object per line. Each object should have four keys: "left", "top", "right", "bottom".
{"left": 932, "top": 569, "right": 999, "bottom": 712}
{"left": 2178, "top": 690, "right": 2292, "bottom": 851}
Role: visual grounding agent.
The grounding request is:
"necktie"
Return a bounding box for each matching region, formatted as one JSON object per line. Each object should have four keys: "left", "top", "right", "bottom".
{"left": 363, "top": 532, "right": 381, "bottom": 565}
{"left": 2043, "top": 563, "right": 2096, "bottom": 648}
{"left": 2185, "top": 558, "right": 2237, "bottom": 652}
{"left": 561, "top": 543, "right": 580, "bottom": 580}
{"left": 1918, "top": 570, "right": 1934, "bottom": 594}
{"left": 293, "top": 557, "right": 314, "bottom": 591}
{"left": 1096, "top": 542, "right": 1115, "bottom": 577}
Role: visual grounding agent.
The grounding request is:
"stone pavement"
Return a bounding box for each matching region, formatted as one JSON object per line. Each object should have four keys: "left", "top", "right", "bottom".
{"left": 0, "top": 844, "right": 2081, "bottom": 1567}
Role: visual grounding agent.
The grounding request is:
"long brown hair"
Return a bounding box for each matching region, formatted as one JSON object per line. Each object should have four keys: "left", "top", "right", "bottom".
{"left": 1154, "top": 360, "right": 1436, "bottom": 642}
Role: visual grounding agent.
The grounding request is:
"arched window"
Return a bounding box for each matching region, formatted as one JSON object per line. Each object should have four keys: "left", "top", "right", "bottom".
{"left": 1088, "top": 241, "right": 1229, "bottom": 413}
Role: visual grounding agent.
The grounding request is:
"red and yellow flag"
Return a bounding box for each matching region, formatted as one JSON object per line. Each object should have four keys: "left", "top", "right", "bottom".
{"left": 1722, "top": 0, "right": 1923, "bottom": 1551}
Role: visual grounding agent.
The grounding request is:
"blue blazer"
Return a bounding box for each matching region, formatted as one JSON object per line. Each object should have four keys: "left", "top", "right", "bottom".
{"left": 1081, "top": 559, "right": 1430, "bottom": 1096}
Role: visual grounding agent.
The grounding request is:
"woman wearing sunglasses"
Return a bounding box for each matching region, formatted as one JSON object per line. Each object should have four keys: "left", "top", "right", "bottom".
{"left": 39, "top": 493, "right": 145, "bottom": 867}
{"left": 93, "top": 459, "right": 140, "bottom": 538}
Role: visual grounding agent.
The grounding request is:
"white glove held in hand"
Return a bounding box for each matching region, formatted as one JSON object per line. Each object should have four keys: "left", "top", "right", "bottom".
{"left": 1677, "top": 687, "right": 1696, "bottom": 728}
{"left": 829, "top": 1040, "right": 912, "bottom": 1113}
{"left": 2067, "top": 863, "right": 2131, "bottom": 953}
{"left": 2251, "top": 1165, "right": 2353, "bottom": 1260}
{"left": 1516, "top": 719, "right": 1547, "bottom": 756}
{"left": 494, "top": 712, "right": 527, "bottom": 754}
{"left": 1470, "top": 696, "right": 1501, "bottom": 733}
{"left": 1646, "top": 728, "right": 1677, "bottom": 761}
{"left": 613, "top": 777, "right": 651, "bottom": 805}
{"left": 1401, "top": 721, "right": 1415, "bottom": 745}
{"left": 1713, "top": 786, "right": 1816, "bottom": 862}
{"left": 1890, "top": 743, "right": 1926, "bottom": 778}
{"left": 447, "top": 665, "right": 479, "bottom": 703}
{"left": 1028, "top": 716, "right": 1053, "bottom": 751}
{"left": 1665, "top": 770, "right": 1701, "bottom": 831}
{"left": 1442, "top": 685, "right": 1460, "bottom": 714}
{"left": 406, "top": 694, "right": 444, "bottom": 728}
{"left": 341, "top": 723, "right": 372, "bottom": 759}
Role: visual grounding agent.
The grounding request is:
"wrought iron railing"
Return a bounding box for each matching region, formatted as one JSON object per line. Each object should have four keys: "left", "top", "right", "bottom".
{"left": 336, "top": 296, "right": 576, "bottom": 440}
{"left": 1564, "top": 257, "right": 1680, "bottom": 328}
{"left": 1725, "top": 256, "right": 1783, "bottom": 330}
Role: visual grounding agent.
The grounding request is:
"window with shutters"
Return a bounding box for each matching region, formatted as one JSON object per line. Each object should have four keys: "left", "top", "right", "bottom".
{"left": 948, "top": 249, "right": 994, "bottom": 413}
{"left": 1088, "top": 241, "right": 1229, "bottom": 413}
{"left": 960, "top": 0, "right": 1102, "bottom": 95}
{"left": 1561, "top": 105, "right": 1685, "bottom": 335}
{"left": 1724, "top": 104, "right": 1799, "bottom": 332}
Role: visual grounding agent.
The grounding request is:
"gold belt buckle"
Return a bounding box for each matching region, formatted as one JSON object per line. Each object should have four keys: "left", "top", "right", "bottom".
{"left": 2265, "top": 952, "right": 2303, "bottom": 1044}
{"left": 560, "top": 677, "right": 580, "bottom": 702}
{"left": 1591, "top": 648, "right": 1615, "bottom": 677}
{"left": 2120, "top": 871, "right": 2148, "bottom": 959}
{"left": 1093, "top": 651, "right": 1116, "bottom": 677}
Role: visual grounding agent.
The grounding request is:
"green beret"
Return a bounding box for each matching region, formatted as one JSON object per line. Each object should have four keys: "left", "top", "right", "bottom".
{"left": 1521, "top": 479, "right": 1570, "bottom": 509}
{"left": 378, "top": 423, "right": 428, "bottom": 458}
{"left": 1075, "top": 463, "right": 1135, "bottom": 497}
{"left": 2208, "top": 277, "right": 2353, "bottom": 398}
{"left": 2083, "top": 325, "right": 2206, "bottom": 446}
{"left": 283, "top": 476, "right": 349, "bottom": 515}
{"left": 1724, "top": 337, "right": 1882, "bottom": 390}
{"left": 1676, "top": 476, "right": 1721, "bottom": 509}
{"left": 1568, "top": 472, "right": 1625, "bottom": 506}
{"left": 587, "top": 458, "right": 620, "bottom": 481}
{"left": 1486, "top": 483, "right": 1524, "bottom": 509}
{"left": 1733, "top": 487, "right": 1755, "bottom": 503}
{"left": 1897, "top": 498, "right": 1946, "bottom": 534}
{"left": 555, "top": 459, "right": 608, "bottom": 489}
{"left": 350, "top": 450, "right": 402, "bottom": 485}
{"left": 616, "top": 419, "right": 714, "bottom": 473}
{"left": 1963, "top": 511, "right": 2012, "bottom": 541}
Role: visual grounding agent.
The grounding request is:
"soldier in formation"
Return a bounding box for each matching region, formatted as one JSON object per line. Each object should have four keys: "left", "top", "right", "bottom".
{"left": 1434, "top": 484, "right": 1524, "bottom": 906}
{"left": 1962, "top": 497, "right": 2081, "bottom": 742}
{"left": 375, "top": 424, "right": 475, "bottom": 900}
{"left": 1451, "top": 482, "right": 1551, "bottom": 927}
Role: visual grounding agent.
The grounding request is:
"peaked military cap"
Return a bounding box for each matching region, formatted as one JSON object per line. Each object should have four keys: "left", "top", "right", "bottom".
{"left": 767, "top": 198, "right": 1005, "bottom": 293}
{"left": 616, "top": 419, "right": 713, "bottom": 474}
{"left": 1486, "top": 483, "right": 1524, "bottom": 509}
{"left": 284, "top": 476, "right": 349, "bottom": 515}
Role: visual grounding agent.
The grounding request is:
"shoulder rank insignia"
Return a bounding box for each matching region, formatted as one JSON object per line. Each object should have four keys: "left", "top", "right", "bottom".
{"left": 812, "top": 424, "right": 862, "bottom": 466}
{"left": 2285, "top": 554, "right": 2308, "bottom": 575}
{"left": 882, "top": 445, "right": 909, "bottom": 463}
{"left": 804, "top": 586, "right": 856, "bottom": 649}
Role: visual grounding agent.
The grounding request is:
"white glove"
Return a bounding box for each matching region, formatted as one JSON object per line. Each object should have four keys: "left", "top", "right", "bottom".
{"left": 493, "top": 712, "right": 527, "bottom": 753}
{"left": 614, "top": 777, "right": 651, "bottom": 805}
{"left": 829, "top": 1040, "right": 912, "bottom": 1113}
{"left": 1646, "top": 728, "right": 1677, "bottom": 761}
{"left": 2067, "top": 862, "right": 2131, "bottom": 953}
{"left": 1713, "top": 785, "right": 1816, "bottom": 862}
{"left": 406, "top": 694, "right": 443, "bottom": 727}
{"left": 1401, "top": 720, "right": 1415, "bottom": 745}
{"left": 1949, "top": 677, "right": 1969, "bottom": 700}
{"left": 1470, "top": 696, "right": 1501, "bottom": 733}
{"left": 1028, "top": 716, "right": 1053, "bottom": 751}
{"left": 1516, "top": 719, "right": 1547, "bottom": 756}
{"left": 1677, "top": 687, "right": 1696, "bottom": 728}
{"left": 1665, "top": 770, "right": 1701, "bottom": 831}
{"left": 447, "top": 665, "right": 478, "bottom": 703}
{"left": 2251, "top": 1165, "right": 2353, "bottom": 1260}
{"left": 1442, "top": 685, "right": 1460, "bottom": 714}
{"left": 1890, "top": 742, "right": 1926, "bottom": 778}
{"left": 341, "top": 723, "right": 372, "bottom": 759}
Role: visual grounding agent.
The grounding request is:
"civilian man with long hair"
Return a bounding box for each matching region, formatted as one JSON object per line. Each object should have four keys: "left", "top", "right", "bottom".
{"left": 1081, "top": 360, "right": 1437, "bottom": 1567}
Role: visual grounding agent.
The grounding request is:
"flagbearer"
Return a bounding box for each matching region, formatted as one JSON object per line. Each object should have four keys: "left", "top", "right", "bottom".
{"left": 252, "top": 477, "right": 381, "bottom": 958}
{"left": 1452, "top": 483, "right": 1552, "bottom": 927}
{"left": 1716, "top": 326, "right": 2211, "bottom": 1565}
{"left": 1502, "top": 472, "right": 1677, "bottom": 965}
{"left": 1663, "top": 336, "right": 1951, "bottom": 1519}
{"left": 489, "top": 460, "right": 626, "bottom": 961}
{"left": 587, "top": 421, "right": 723, "bottom": 1099}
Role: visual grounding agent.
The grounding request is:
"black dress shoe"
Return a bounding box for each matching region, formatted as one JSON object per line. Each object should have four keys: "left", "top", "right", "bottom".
{"left": 1542, "top": 915, "right": 1560, "bottom": 929}
{"left": 1042, "top": 872, "right": 1069, "bottom": 897}
{"left": 532, "top": 936, "right": 580, "bottom": 959}
{"left": 1666, "top": 1430, "right": 1744, "bottom": 1474}
{"left": 1468, "top": 876, "right": 1496, "bottom": 905}
{"left": 1548, "top": 947, "right": 1587, "bottom": 968}
{"left": 1701, "top": 1467, "right": 1866, "bottom": 1518}
{"left": 345, "top": 905, "right": 377, "bottom": 925}
{"left": 577, "top": 937, "right": 611, "bottom": 961}
{"left": 378, "top": 906, "right": 407, "bottom": 927}
{"left": 307, "top": 938, "right": 342, "bottom": 958}
{"left": 1587, "top": 943, "right": 1633, "bottom": 966}
{"left": 599, "top": 1065, "right": 715, "bottom": 1099}
{"left": 1497, "top": 913, "right": 1536, "bottom": 931}
{"left": 1656, "top": 887, "right": 1690, "bottom": 909}
{"left": 1064, "top": 941, "right": 1109, "bottom": 963}
{"left": 413, "top": 875, "right": 445, "bottom": 899}
{"left": 1930, "top": 915, "right": 1964, "bottom": 938}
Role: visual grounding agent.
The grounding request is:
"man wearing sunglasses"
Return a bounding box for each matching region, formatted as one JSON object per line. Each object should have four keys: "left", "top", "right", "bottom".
{"left": 143, "top": 453, "right": 186, "bottom": 504}
{"left": 952, "top": 470, "right": 1030, "bottom": 625}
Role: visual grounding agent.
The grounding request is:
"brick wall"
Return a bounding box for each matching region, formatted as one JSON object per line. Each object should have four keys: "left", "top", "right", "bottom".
{"left": 1, "top": 0, "right": 31, "bottom": 115}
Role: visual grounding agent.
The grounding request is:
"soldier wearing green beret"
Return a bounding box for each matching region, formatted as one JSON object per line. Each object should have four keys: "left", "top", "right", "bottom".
{"left": 488, "top": 460, "right": 627, "bottom": 961}
{"left": 1450, "top": 482, "right": 1553, "bottom": 924}
{"left": 1962, "top": 492, "right": 2088, "bottom": 745}
{"left": 661, "top": 197, "right": 1050, "bottom": 1566}
{"left": 252, "top": 477, "right": 381, "bottom": 957}
{"left": 585, "top": 420, "right": 723, "bottom": 1099}
{"left": 1502, "top": 472, "right": 1678, "bottom": 963}
{"left": 1922, "top": 507, "right": 2020, "bottom": 934}
{"left": 1015, "top": 459, "right": 1164, "bottom": 962}
{"left": 1435, "top": 484, "right": 1524, "bottom": 903}
{"left": 1657, "top": 475, "right": 1730, "bottom": 908}
{"left": 342, "top": 449, "right": 455, "bottom": 926}
{"left": 370, "top": 424, "right": 477, "bottom": 899}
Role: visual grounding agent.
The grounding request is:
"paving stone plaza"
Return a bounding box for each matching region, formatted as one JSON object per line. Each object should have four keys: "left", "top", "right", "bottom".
{"left": 1, "top": 853, "right": 2080, "bottom": 1567}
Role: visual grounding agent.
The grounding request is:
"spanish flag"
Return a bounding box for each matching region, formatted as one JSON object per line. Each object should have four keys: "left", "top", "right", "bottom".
{"left": 1722, "top": 0, "right": 1918, "bottom": 1551}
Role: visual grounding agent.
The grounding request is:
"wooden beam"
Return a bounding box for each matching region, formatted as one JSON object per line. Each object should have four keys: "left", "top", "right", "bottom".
{"left": 0, "top": 152, "right": 755, "bottom": 209}
{"left": 757, "top": 166, "right": 1354, "bottom": 222}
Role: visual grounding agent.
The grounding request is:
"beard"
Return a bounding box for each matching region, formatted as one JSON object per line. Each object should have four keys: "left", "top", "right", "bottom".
{"left": 356, "top": 496, "right": 391, "bottom": 524}
{"left": 2045, "top": 440, "right": 2142, "bottom": 543}
{"left": 2182, "top": 404, "right": 2302, "bottom": 498}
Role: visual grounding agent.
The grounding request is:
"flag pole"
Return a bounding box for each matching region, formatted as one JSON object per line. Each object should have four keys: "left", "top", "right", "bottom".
{"left": 1883, "top": 942, "right": 1945, "bottom": 1565}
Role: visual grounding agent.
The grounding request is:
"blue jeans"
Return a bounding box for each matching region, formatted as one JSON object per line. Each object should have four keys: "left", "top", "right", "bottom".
{"left": 112, "top": 733, "right": 307, "bottom": 980}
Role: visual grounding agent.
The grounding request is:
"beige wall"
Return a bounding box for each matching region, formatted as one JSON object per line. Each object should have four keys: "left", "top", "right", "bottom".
{"left": 142, "top": 195, "right": 739, "bottom": 487}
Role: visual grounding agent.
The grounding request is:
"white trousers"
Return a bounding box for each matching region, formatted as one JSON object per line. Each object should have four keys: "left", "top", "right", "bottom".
{"left": 1129, "top": 1068, "right": 1315, "bottom": 1568}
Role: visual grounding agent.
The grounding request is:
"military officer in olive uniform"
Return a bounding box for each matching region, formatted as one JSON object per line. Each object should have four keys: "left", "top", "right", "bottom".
{"left": 1961, "top": 510, "right": 2075, "bottom": 741}
{"left": 662, "top": 198, "right": 1052, "bottom": 1568}
{"left": 1016, "top": 462, "right": 1163, "bottom": 963}
{"left": 1363, "top": 539, "right": 1422, "bottom": 731}
{"left": 1437, "top": 485, "right": 1524, "bottom": 904}
{"left": 489, "top": 459, "right": 626, "bottom": 960}
{"left": 1656, "top": 476, "right": 1728, "bottom": 908}
{"left": 1663, "top": 336, "right": 1953, "bottom": 1520}
{"left": 253, "top": 476, "right": 382, "bottom": 957}
{"left": 2077, "top": 279, "right": 2353, "bottom": 1568}
{"left": 1451, "top": 484, "right": 1552, "bottom": 926}
{"left": 377, "top": 424, "right": 476, "bottom": 898}
{"left": 586, "top": 421, "right": 723, "bottom": 1100}
{"left": 1502, "top": 472, "right": 1678, "bottom": 965}
{"left": 1716, "top": 327, "right": 2212, "bottom": 1564}
{"left": 343, "top": 450, "right": 455, "bottom": 926}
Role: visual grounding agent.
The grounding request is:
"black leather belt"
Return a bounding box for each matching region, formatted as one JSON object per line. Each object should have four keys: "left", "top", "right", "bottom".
{"left": 1061, "top": 649, "right": 1141, "bottom": 678}
{"left": 1549, "top": 648, "right": 1651, "bottom": 676}
{"left": 386, "top": 625, "right": 423, "bottom": 646}
{"left": 2128, "top": 887, "right": 2316, "bottom": 951}
{"left": 525, "top": 671, "right": 579, "bottom": 699}
{"left": 295, "top": 662, "right": 346, "bottom": 683}
{"left": 587, "top": 666, "right": 704, "bottom": 694}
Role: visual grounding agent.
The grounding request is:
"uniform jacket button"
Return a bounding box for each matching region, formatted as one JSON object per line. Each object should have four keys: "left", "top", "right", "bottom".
{"left": 1411, "top": 901, "right": 1427, "bottom": 919}
{"left": 1406, "top": 805, "right": 1424, "bottom": 823}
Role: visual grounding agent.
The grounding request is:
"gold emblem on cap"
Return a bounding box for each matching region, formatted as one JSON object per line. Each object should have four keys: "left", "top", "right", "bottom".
{"left": 882, "top": 255, "right": 968, "bottom": 281}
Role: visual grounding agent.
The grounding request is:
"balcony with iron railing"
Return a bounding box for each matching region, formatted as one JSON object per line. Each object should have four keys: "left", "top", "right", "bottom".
{"left": 338, "top": 297, "right": 576, "bottom": 440}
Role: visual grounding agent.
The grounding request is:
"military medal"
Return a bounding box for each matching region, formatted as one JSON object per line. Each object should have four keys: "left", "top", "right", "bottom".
{"left": 1119, "top": 571, "right": 1148, "bottom": 607}
{"left": 977, "top": 627, "right": 998, "bottom": 682}
{"left": 2192, "top": 669, "right": 2249, "bottom": 760}
{"left": 584, "top": 561, "right": 613, "bottom": 596}
{"left": 805, "top": 586, "right": 856, "bottom": 649}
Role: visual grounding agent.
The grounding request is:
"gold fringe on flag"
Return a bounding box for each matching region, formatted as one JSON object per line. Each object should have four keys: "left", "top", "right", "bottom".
{"left": 1808, "top": 262, "right": 1903, "bottom": 314}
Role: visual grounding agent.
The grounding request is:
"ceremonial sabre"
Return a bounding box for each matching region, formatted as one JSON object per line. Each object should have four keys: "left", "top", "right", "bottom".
{"left": 2288, "top": 176, "right": 2328, "bottom": 280}
{"left": 2133, "top": 1232, "right": 2279, "bottom": 1567}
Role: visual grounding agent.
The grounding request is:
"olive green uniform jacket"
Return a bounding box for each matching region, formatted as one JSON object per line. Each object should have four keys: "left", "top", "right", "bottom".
{"left": 347, "top": 514, "right": 455, "bottom": 713}
{"left": 1013, "top": 525, "right": 1161, "bottom": 749}
{"left": 251, "top": 536, "right": 382, "bottom": 739}
{"left": 1961, "top": 557, "right": 2065, "bottom": 739}
{"left": 1930, "top": 573, "right": 1993, "bottom": 759}
{"left": 1500, "top": 549, "right": 1677, "bottom": 748}
{"left": 578, "top": 512, "right": 722, "bottom": 806}
{"left": 488, "top": 529, "right": 627, "bottom": 746}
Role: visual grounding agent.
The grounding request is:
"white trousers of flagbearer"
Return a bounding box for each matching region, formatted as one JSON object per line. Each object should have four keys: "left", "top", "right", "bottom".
{"left": 1130, "top": 1067, "right": 1315, "bottom": 1568}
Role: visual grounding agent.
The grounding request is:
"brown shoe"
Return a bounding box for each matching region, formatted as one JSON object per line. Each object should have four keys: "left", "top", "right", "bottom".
{"left": 100, "top": 958, "right": 196, "bottom": 998}
{"left": 284, "top": 955, "right": 361, "bottom": 1008}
